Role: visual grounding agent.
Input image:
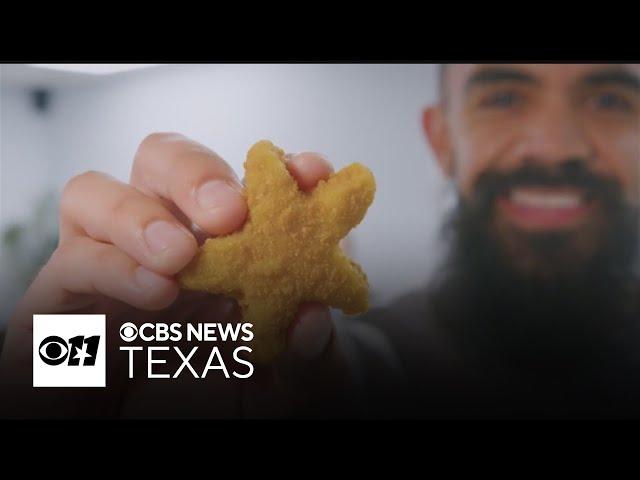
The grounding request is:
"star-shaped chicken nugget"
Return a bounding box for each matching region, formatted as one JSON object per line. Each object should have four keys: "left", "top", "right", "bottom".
{"left": 179, "top": 140, "right": 376, "bottom": 363}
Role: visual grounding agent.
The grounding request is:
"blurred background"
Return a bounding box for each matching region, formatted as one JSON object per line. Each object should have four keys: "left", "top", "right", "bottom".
{"left": 0, "top": 64, "right": 451, "bottom": 327}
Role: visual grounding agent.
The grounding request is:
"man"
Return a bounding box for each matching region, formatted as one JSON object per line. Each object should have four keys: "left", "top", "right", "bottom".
{"left": 0, "top": 64, "right": 638, "bottom": 418}
{"left": 354, "top": 64, "right": 640, "bottom": 418}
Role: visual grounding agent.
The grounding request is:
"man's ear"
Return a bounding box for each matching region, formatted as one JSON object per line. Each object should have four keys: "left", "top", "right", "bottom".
{"left": 422, "top": 106, "right": 454, "bottom": 178}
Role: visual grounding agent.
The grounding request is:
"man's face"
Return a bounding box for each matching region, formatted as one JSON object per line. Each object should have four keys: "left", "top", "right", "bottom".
{"left": 425, "top": 64, "right": 640, "bottom": 277}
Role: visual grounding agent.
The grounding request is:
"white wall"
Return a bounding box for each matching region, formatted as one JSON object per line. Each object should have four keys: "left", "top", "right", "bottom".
{"left": 1, "top": 64, "right": 452, "bottom": 317}
{"left": 0, "top": 86, "right": 52, "bottom": 229}
{"left": 0, "top": 83, "right": 57, "bottom": 324}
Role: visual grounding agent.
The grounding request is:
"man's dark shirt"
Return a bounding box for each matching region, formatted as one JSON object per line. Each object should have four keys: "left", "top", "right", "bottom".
{"left": 342, "top": 286, "right": 640, "bottom": 419}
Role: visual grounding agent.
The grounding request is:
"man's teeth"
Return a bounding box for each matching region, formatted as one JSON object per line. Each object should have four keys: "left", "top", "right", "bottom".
{"left": 510, "top": 189, "right": 583, "bottom": 209}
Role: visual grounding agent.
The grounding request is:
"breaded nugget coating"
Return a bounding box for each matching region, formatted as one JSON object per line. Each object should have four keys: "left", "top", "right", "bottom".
{"left": 179, "top": 140, "right": 376, "bottom": 363}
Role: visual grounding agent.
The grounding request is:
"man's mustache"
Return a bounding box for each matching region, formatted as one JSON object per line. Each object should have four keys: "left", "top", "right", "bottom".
{"left": 470, "top": 159, "right": 624, "bottom": 210}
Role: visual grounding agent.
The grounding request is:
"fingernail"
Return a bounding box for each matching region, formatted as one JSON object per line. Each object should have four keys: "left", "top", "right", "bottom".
{"left": 144, "top": 220, "right": 193, "bottom": 255}
{"left": 134, "top": 266, "right": 170, "bottom": 291}
{"left": 289, "top": 307, "right": 332, "bottom": 360}
{"left": 197, "top": 180, "right": 243, "bottom": 211}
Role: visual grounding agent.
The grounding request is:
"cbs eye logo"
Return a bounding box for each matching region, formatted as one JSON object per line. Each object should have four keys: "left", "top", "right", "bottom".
{"left": 38, "top": 335, "right": 100, "bottom": 366}
{"left": 33, "top": 314, "right": 106, "bottom": 388}
{"left": 120, "top": 323, "right": 138, "bottom": 342}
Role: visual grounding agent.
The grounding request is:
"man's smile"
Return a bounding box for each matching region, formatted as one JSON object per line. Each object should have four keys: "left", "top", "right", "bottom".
{"left": 497, "top": 186, "right": 596, "bottom": 232}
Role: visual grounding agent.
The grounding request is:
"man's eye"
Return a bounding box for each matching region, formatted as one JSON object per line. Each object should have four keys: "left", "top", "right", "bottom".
{"left": 591, "top": 92, "right": 633, "bottom": 112}
{"left": 479, "top": 91, "right": 522, "bottom": 109}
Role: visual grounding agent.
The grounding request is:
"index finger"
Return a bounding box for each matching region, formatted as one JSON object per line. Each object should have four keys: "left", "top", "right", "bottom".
{"left": 131, "top": 133, "right": 248, "bottom": 236}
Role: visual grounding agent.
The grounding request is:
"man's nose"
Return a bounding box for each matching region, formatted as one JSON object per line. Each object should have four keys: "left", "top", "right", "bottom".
{"left": 515, "top": 101, "right": 594, "bottom": 167}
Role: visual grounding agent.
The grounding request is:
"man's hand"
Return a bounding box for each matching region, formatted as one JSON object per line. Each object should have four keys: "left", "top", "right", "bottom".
{"left": 0, "top": 133, "right": 350, "bottom": 418}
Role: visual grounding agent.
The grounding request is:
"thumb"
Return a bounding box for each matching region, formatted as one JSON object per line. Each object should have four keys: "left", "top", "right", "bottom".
{"left": 285, "top": 152, "right": 334, "bottom": 193}
{"left": 286, "top": 302, "right": 333, "bottom": 360}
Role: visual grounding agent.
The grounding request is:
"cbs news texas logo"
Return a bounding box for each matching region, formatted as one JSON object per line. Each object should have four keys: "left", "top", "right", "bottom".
{"left": 33, "top": 315, "right": 106, "bottom": 388}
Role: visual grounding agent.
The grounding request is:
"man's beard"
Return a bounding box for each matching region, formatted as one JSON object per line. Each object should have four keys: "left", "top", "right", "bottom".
{"left": 428, "top": 160, "right": 640, "bottom": 377}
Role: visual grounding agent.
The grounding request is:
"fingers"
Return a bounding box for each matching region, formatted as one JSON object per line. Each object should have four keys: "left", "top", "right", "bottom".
{"left": 241, "top": 303, "right": 336, "bottom": 417}
{"left": 31, "top": 237, "right": 179, "bottom": 313}
{"left": 60, "top": 171, "right": 198, "bottom": 276}
{"left": 286, "top": 302, "right": 334, "bottom": 360}
{"left": 131, "top": 134, "right": 333, "bottom": 238}
{"left": 264, "top": 303, "right": 352, "bottom": 417}
{"left": 285, "top": 152, "right": 334, "bottom": 193}
{"left": 130, "top": 133, "right": 248, "bottom": 236}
